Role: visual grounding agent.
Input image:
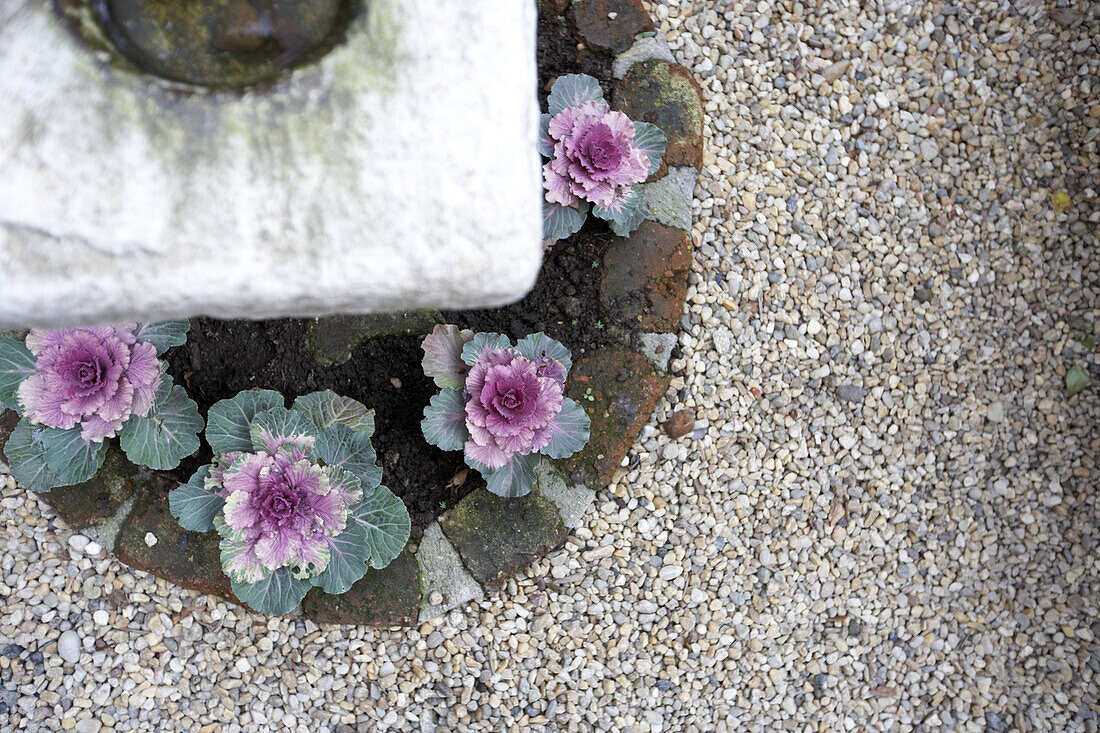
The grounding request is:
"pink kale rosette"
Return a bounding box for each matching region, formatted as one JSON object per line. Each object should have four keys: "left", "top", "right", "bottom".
{"left": 169, "top": 390, "right": 410, "bottom": 616}
{"left": 421, "top": 326, "right": 591, "bottom": 498}
{"left": 539, "top": 74, "right": 666, "bottom": 240}
{"left": 0, "top": 321, "right": 200, "bottom": 490}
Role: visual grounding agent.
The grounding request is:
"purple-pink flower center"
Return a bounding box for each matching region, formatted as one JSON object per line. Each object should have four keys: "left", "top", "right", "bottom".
{"left": 257, "top": 466, "right": 308, "bottom": 528}
{"left": 63, "top": 353, "right": 105, "bottom": 393}
{"left": 582, "top": 126, "right": 623, "bottom": 171}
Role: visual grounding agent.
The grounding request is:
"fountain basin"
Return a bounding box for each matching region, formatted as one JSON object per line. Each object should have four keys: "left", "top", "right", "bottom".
{"left": 0, "top": 0, "right": 542, "bottom": 327}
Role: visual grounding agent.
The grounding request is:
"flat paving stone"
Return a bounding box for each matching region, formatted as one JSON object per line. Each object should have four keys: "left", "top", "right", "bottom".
{"left": 614, "top": 59, "right": 704, "bottom": 170}
{"left": 306, "top": 311, "right": 438, "bottom": 366}
{"left": 301, "top": 545, "right": 421, "bottom": 627}
{"left": 439, "top": 488, "right": 567, "bottom": 590}
{"left": 416, "top": 523, "right": 484, "bottom": 622}
{"left": 113, "top": 477, "right": 235, "bottom": 601}
{"left": 600, "top": 220, "right": 692, "bottom": 332}
{"left": 572, "top": 0, "right": 654, "bottom": 54}
{"left": 562, "top": 344, "right": 669, "bottom": 486}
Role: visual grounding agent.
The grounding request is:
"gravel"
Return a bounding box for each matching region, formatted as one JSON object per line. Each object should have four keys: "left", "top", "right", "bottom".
{"left": 0, "top": 1, "right": 1097, "bottom": 731}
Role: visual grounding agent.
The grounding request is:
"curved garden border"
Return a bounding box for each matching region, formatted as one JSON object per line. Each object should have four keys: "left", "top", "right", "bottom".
{"left": 0, "top": 0, "right": 703, "bottom": 626}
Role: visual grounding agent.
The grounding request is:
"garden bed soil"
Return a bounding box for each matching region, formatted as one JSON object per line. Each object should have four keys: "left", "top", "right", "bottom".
{"left": 164, "top": 7, "right": 620, "bottom": 528}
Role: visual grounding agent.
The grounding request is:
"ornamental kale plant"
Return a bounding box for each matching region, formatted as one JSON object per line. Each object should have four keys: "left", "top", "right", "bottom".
{"left": 540, "top": 73, "right": 666, "bottom": 241}
{"left": 421, "top": 326, "right": 591, "bottom": 498}
{"left": 168, "top": 389, "right": 410, "bottom": 616}
{"left": 0, "top": 322, "right": 202, "bottom": 490}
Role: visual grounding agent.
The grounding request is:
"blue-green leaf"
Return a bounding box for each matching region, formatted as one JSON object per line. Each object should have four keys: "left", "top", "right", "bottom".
{"left": 481, "top": 453, "right": 541, "bottom": 498}
{"left": 310, "top": 520, "right": 370, "bottom": 595}
{"left": 119, "top": 378, "right": 203, "bottom": 470}
{"left": 41, "top": 427, "right": 108, "bottom": 486}
{"left": 314, "top": 423, "right": 382, "bottom": 490}
{"left": 168, "top": 465, "right": 223, "bottom": 533}
{"left": 249, "top": 407, "right": 316, "bottom": 456}
{"left": 514, "top": 333, "right": 572, "bottom": 374}
{"left": 548, "top": 73, "right": 605, "bottom": 116}
{"left": 538, "top": 113, "right": 554, "bottom": 157}
{"left": 421, "top": 388, "right": 469, "bottom": 452}
{"left": 609, "top": 195, "right": 648, "bottom": 237}
{"left": 593, "top": 185, "right": 643, "bottom": 226}
{"left": 633, "top": 121, "right": 667, "bottom": 177}
{"left": 292, "top": 390, "right": 375, "bottom": 436}
{"left": 543, "top": 200, "right": 589, "bottom": 241}
{"left": 134, "top": 320, "right": 190, "bottom": 354}
{"left": 460, "top": 332, "right": 512, "bottom": 367}
{"left": 5, "top": 419, "right": 60, "bottom": 491}
{"left": 0, "top": 336, "right": 35, "bottom": 412}
{"left": 206, "top": 390, "right": 284, "bottom": 454}
{"left": 540, "top": 398, "right": 591, "bottom": 460}
{"left": 230, "top": 568, "right": 312, "bottom": 616}
{"left": 350, "top": 484, "right": 411, "bottom": 570}
{"left": 422, "top": 325, "right": 474, "bottom": 389}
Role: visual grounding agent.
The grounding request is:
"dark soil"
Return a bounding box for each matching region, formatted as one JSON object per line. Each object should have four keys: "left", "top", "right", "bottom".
{"left": 164, "top": 6, "right": 619, "bottom": 528}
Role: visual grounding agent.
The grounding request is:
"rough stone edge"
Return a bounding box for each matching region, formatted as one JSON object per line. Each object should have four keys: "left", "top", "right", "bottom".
{"left": 535, "top": 461, "right": 596, "bottom": 530}
{"left": 641, "top": 166, "right": 697, "bottom": 232}
{"left": 415, "top": 522, "right": 485, "bottom": 623}
{"left": 637, "top": 332, "right": 678, "bottom": 373}
{"left": 613, "top": 35, "right": 675, "bottom": 79}
{"left": 77, "top": 492, "right": 137, "bottom": 552}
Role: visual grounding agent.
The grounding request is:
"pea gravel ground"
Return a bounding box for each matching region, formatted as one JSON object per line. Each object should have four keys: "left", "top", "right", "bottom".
{"left": 2, "top": 1, "right": 1098, "bottom": 731}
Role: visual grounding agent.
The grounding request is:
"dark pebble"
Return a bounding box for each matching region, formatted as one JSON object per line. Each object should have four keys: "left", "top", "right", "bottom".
{"left": 3, "top": 644, "right": 21, "bottom": 659}
{"left": 656, "top": 679, "right": 673, "bottom": 691}
{"left": 812, "top": 673, "right": 828, "bottom": 689}
{"left": 774, "top": 75, "right": 787, "bottom": 89}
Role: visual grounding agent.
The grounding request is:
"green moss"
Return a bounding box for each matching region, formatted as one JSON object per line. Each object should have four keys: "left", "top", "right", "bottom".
{"left": 439, "top": 489, "right": 566, "bottom": 590}
{"left": 59, "top": 0, "right": 402, "bottom": 188}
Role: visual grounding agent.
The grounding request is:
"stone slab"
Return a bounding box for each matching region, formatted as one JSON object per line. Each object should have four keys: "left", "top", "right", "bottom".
{"left": 563, "top": 344, "right": 669, "bottom": 486}
{"left": 637, "top": 332, "right": 677, "bottom": 372}
{"left": 416, "top": 522, "right": 484, "bottom": 622}
{"left": 37, "top": 445, "right": 142, "bottom": 531}
{"left": 535, "top": 461, "right": 595, "bottom": 529}
{"left": 572, "top": 0, "right": 654, "bottom": 54}
{"left": 439, "top": 488, "right": 567, "bottom": 590}
{"left": 306, "top": 311, "right": 438, "bottom": 366}
{"left": 600, "top": 220, "right": 692, "bottom": 332}
{"left": 613, "top": 36, "right": 675, "bottom": 79}
{"left": 614, "top": 59, "right": 704, "bottom": 171}
{"left": 0, "top": 0, "right": 543, "bottom": 327}
{"left": 642, "top": 167, "right": 698, "bottom": 232}
{"left": 113, "top": 478, "right": 236, "bottom": 600}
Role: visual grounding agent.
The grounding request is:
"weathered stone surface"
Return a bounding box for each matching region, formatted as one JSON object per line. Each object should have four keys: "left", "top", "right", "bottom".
{"left": 416, "top": 523, "right": 483, "bottom": 622}
{"left": 38, "top": 445, "right": 143, "bottom": 531}
{"left": 113, "top": 478, "right": 235, "bottom": 600}
{"left": 440, "top": 489, "right": 567, "bottom": 590}
{"left": 562, "top": 345, "right": 668, "bottom": 486}
{"left": 613, "top": 36, "right": 675, "bottom": 79}
{"left": 0, "top": 409, "right": 18, "bottom": 466}
{"left": 614, "top": 60, "right": 704, "bottom": 170}
{"left": 600, "top": 221, "right": 692, "bottom": 332}
{"left": 0, "top": 0, "right": 542, "bottom": 327}
{"left": 572, "top": 0, "right": 654, "bottom": 54}
{"left": 637, "top": 332, "right": 677, "bottom": 372}
{"left": 302, "top": 546, "right": 421, "bottom": 627}
{"left": 307, "top": 311, "right": 438, "bottom": 366}
{"left": 642, "top": 167, "right": 697, "bottom": 232}
{"left": 535, "top": 461, "right": 595, "bottom": 529}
